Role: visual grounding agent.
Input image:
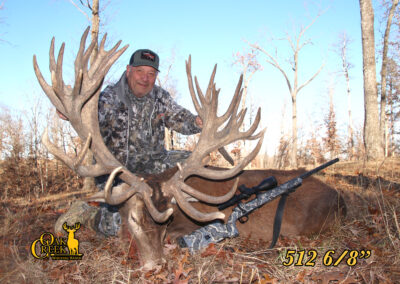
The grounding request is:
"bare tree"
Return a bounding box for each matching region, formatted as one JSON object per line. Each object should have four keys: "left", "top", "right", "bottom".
{"left": 386, "top": 58, "right": 400, "bottom": 155}
{"left": 25, "top": 96, "right": 43, "bottom": 165}
{"left": 305, "top": 123, "right": 324, "bottom": 166}
{"left": 274, "top": 102, "right": 290, "bottom": 169}
{"left": 232, "top": 48, "right": 262, "bottom": 132}
{"left": 323, "top": 84, "right": 341, "bottom": 160}
{"left": 250, "top": 13, "right": 324, "bottom": 168}
{"left": 156, "top": 50, "right": 180, "bottom": 150}
{"left": 360, "top": 0, "right": 385, "bottom": 159}
{"left": 0, "top": 107, "right": 25, "bottom": 161}
{"left": 379, "top": 0, "right": 399, "bottom": 156}
{"left": 334, "top": 32, "right": 355, "bottom": 159}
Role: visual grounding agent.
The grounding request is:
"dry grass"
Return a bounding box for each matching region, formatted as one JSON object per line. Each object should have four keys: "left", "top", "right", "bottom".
{"left": 1, "top": 158, "right": 400, "bottom": 283}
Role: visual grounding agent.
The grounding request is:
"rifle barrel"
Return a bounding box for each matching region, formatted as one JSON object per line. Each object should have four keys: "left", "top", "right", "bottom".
{"left": 299, "top": 158, "right": 339, "bottom": 180}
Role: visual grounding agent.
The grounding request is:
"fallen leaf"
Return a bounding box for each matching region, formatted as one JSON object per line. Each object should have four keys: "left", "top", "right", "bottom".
{"left": 312, "top": 271, "right": 359, "bottom": 284}
{"left": 200, "top": 243, "right": 218, "bottom": 257}
{"left": 259, "top": 273, "right": 278, "bottom": 284}
{"left": 173, "top": 261, "right": 191, "bottom": 284}
{"left": 296, "top": 270, "right": 306, "bottom": 282}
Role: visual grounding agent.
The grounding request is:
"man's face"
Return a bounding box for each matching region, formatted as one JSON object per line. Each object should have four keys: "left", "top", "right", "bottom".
{"left": 126, "top": 65, "right": 158, "bottom": 98}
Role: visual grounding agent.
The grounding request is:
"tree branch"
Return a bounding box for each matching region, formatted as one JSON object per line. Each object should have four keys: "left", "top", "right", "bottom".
{"left": 69, "top": 0, "right": 90, "bottom": 22}
{"left": 298, "top": 62, "right": 325, "bottom": 93}
{"left": 249, "top": 42, "right": 293, "bottom": 94}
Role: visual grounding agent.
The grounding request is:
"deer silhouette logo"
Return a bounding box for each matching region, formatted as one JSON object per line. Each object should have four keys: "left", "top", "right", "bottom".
{"left": 62, "top": 222, "right": 82, "bottom": 256}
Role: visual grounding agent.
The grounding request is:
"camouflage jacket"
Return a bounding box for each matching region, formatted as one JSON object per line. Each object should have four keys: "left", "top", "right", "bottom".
{"left": 98, "top": 71, "right": 201, "bottom": 174}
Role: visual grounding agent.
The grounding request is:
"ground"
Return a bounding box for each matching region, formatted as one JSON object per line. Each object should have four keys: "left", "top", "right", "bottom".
{"left": 0, "top": 158, "right": 399, "bottom": 283}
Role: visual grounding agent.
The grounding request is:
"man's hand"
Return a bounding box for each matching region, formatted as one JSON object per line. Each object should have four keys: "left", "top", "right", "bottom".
{"left": 195, "top": 116, "right": 203, "bottom": 128}
{"left": 56, "top": 109, "right": 69, "bottom": 121}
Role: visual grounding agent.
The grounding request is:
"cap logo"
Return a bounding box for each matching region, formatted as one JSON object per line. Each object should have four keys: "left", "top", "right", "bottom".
{"left": 141, "top": 52, "right": 155, "bottom": 62}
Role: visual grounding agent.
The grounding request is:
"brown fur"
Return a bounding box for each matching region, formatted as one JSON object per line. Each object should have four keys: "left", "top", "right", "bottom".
{"left": 166, "top": 168, "right": 346, "bottom": 242}
{"left": 118, "top": 169, "right": 178, "bottom": 268}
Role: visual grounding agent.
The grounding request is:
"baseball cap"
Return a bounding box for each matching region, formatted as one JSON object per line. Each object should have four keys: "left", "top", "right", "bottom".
{"left": 129, "top": 49, "right": 159, "bottom": 71}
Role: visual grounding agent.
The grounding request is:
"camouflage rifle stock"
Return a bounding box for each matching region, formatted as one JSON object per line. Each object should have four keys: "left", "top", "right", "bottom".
{"left": 177, "top": 158, "right": 339, "bottom": 253}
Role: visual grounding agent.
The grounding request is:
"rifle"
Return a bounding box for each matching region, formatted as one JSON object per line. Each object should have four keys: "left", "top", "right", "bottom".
{"left": 177, "top": 158, "right": 339, "bottom": 253}
{"left": 218, "top": 176, "right": 278, "bottom": 210}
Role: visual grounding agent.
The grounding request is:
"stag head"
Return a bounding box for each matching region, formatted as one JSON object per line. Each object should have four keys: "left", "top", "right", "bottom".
{"left": 34, "top": 28, "right": 265, "bottom": 269}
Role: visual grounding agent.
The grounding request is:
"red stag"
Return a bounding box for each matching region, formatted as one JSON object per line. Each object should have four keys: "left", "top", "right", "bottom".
{"left": 34, "top": 28, "right": 345, "bottom": 269}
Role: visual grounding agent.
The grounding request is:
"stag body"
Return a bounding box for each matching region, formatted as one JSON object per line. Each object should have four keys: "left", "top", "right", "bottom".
{"left": 34, "top": 28, "right": 344, "bottom": 269}
{"left": 167, "top": 169, "right": 346, "bottom": 241}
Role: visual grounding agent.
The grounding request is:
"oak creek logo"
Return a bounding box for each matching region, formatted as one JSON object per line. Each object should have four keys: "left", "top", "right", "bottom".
{"left": 31, "top": 222, "right": 83, "bottom": 260}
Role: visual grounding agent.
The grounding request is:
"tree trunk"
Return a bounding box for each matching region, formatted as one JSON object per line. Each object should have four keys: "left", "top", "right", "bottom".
{"left": 359, "top": 0, "right": 384, "bottom": 160}
{"left": 379, "top": 0, "right": 399, "bottom": 157}
{"left": 90, "top": 0, "right": 100, "bottom": 64}
{"left": 290, "top": 94, "right": 298, "bottom": 168}
{"left": 249, "top": 13, "right": 323, "bottom": 168}
{"left": 339, "top": 32, "right": 355, "bottom": 159}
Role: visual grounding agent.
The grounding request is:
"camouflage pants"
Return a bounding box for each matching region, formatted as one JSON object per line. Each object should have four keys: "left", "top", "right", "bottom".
{"left": 94, "top": 150, "right": 192, "bottom": 236}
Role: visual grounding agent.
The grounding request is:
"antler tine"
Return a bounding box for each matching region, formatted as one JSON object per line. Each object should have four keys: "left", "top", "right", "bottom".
{"left": 171, "top": 188, "right": 225, "bottom": 222}
{"left": 180, "top": 178, "right": 239, "bottom": 204}
{"left": 189, "top": 129, "right": 265, "bottom": 180}
{"left": 210, "top": 84, "right": 220, "bottom": 118}
{"left": 49, "top": 42, "right": 65, "bottom": 101}
{"left": 217, "top": 74, "right": 244, "bottom": 125}
{"left": 216, "top": 106, "right": 260, "bottom": 144}
{"left": 48, "top": 37, "right": 68, "bottom": 113}
{"left": 33, "top": 55, "right": 65, "bottom": 114}
{"left": 73, "top": 133, "right": 92, "bottom": 168}
{"left": 241, "top": 107, "right": 262, "bottom": 137}
{"left": 194, "top": 76, "right": 207, "bottom": 111}
{"left": 87, "top": 32, "right": 107, "bottom": 76}
{"left": 41, "top": 128, "right": 109, "bottom": 177}
{"left": 205, "top": 64, "right": 217, "bottom": 103}
{"left": 74, "top": 27, "right": 90, "bottom": 74}
{"left": 82, "top": 36, "right": 97, "bottom": 69}
{"left": 186, "top": 56, "right": 203, "bottom": 116}
{"left": 71, "top": 27, "right": 90, "bottom": 99}
{"left": 99, "top": 41, "right": 127, "bottom": 78}
{"left": 56, "top": 42, "right": 66, "bottom": 92}
{"left": 49, "top": 37, "right": 57, "bottom": 74}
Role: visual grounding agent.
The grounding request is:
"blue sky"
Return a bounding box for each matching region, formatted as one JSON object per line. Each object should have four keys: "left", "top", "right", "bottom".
{"left": 0, "top": 1, "right": 390, "bottom": 155}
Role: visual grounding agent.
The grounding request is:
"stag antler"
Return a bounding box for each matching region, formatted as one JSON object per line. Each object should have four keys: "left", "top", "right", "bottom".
{"left": 34, "top": 27, "right": 173, "bottom": 222}
{"left": 161, "top": 56, "right": 266, "bottom": 222}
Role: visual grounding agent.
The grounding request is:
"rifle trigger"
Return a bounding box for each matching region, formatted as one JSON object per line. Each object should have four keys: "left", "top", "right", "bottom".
{"left": 237, "top": 202, "right": 250, "bottom": 223}
{"left": 239, "top": 215, "right": 248, "bottom": 224}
